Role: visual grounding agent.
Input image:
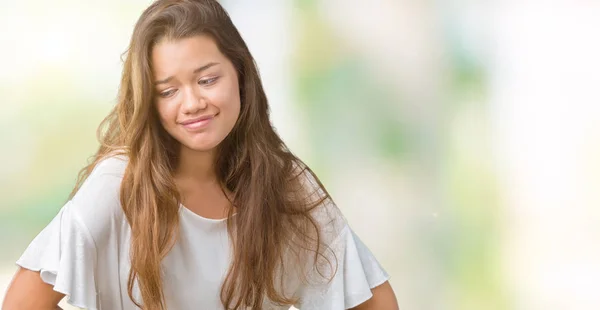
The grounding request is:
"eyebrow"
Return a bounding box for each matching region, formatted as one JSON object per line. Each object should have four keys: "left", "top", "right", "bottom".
{"left": 153, "top": 62, "right": 220, "bottom": 85}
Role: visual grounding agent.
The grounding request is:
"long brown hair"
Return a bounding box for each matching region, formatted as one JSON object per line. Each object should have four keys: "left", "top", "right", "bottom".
{"left": 69, "top": 0, "right": 336, "bottom": 309}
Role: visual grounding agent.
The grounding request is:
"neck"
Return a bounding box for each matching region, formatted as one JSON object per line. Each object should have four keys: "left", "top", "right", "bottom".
{"left": 174, "top": 145, "right": 218, "bottom": 184}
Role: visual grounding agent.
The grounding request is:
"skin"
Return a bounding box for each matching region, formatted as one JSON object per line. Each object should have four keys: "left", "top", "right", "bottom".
{"left": 3, "top": 35, "right": 399, "bottom": 310}
{"left": 2, "top": 267, "right": 64, "bottom": 309}
{"left": 152, "top": 34, "right": 241, "bottom": 182}
{"left": 351, "top": 281, "right": 400, "bottom": 310}
{"left": 152, "top": 34, "right": 241, "bottom": 219}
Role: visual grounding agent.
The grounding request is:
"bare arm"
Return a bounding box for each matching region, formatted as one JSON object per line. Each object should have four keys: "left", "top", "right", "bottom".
{"left": 2, "top": 267, "right": 65, "bottom": 310}
{"left": 350, "top": 281, "right": 399, "bottom": 310}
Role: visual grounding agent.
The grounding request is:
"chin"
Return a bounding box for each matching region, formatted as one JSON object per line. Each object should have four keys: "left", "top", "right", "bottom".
{"left": 181, "top": 138, "right": 222, "bottom": 152}
{"left": 182, "top": 142, "right": 217, "bottom": 152}
{"left": 172, "top": 129, "right": 230, "bottom": 153}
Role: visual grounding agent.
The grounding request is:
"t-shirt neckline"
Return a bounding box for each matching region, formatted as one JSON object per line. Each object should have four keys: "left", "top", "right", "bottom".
{"left": 179, "top": 203, "right": 236, "bottom": 223}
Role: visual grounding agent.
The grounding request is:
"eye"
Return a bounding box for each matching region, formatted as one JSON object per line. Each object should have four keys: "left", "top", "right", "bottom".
{"left": 198, "top": 77, "right": 219, "bottom": 86}
{"left": 159, "top": 89, "right": 177, "bottom": 98}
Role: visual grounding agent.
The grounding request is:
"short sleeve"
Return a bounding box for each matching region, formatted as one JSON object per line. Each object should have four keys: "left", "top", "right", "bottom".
{"left": 294, "top": 224, "right": 390, "bottom": 309}
{"left": 14, "top": 154, "right": 127, "bottom": 310}
{"left": 16, "top": 200, "right": 99, "bottom": 309}
{"left": 290, "top": 162, "right": 390, "bottom": 309}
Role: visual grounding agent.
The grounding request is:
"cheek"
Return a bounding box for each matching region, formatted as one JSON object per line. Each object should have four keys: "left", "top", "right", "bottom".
{"left": 221, "top": 94, "right": 241, "bottom": 125}
{"left": 213, "top": 82, "right": 241, "bottom": 117}
{"left": 156, "top": 102, "right": 176, "bottom": 125}
{"left": 222, "top": 92, "right": 241, "bottom": 115}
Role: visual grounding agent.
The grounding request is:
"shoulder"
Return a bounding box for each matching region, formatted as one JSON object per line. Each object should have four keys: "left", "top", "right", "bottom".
{"left": 291, "top": 160, "right": 347, "bottom": 244}
{"left": 69, "top": 153, "right": 130, "bottom": 246}
{"left": 70, "top": 153, "right": 128, "bottom": 209}
{"left": 94, "top": 153, "right": 129, "bottom": 176}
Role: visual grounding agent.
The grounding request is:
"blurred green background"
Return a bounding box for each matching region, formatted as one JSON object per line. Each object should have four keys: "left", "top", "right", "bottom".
{"left": 2, "top": 1, "right": 600, "bottom": 309}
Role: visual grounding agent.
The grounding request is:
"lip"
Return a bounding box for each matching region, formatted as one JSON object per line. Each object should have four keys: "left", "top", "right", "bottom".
{"left": 180, "top": 115, "right": 214, "bottom": 125}
{"left": 180, "top": 114, "right": 215, "bottom": 130}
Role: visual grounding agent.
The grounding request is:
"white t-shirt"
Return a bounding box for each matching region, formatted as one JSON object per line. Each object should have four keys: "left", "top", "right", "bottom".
{"left": 16, "top": 155, "right": 389, "bottom": 309}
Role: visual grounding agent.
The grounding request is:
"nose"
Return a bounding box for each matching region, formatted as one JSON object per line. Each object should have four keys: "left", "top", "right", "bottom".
{"left": 181, "top": 86, "right": 207, "bottom": 114}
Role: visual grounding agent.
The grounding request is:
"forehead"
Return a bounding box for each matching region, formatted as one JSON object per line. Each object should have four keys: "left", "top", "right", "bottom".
{"left": 151, "top": 34, "right": 226, "bottom": 75}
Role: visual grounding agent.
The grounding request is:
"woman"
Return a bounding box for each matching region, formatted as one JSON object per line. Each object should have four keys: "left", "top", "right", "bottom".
{"left": 3, "top": 0, "right": 398, "bottom": 309}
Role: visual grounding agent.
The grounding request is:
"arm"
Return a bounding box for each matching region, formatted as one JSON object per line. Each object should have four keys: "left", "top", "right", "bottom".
{"left": 4, "top": 157, "right": 126, "bottom": 310}
{"left": 2, "top": 267, "right": 65, "bottom": 310}
{"left": 350, "top": 281, "right": 399, "bottom": 310}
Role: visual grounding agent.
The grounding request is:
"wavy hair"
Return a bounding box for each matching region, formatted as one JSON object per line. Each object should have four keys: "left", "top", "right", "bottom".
{"left": 69, "top": 0, "right": 336, "bottom": 309}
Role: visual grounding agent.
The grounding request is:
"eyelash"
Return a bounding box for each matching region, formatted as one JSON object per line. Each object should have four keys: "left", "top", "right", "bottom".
{"left": 199, "top": 77, "right": 219, "bottom": 86}
{"left": 158, "top": 77, "right": 219, "bottom": 98}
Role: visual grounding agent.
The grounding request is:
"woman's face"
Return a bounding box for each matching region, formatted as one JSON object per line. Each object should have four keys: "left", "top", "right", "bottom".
{"left": 151, "top": 34, "right": 241, "bottom": 153}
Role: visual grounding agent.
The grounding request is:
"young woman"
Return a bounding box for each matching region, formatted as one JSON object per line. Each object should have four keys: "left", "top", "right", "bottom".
{"left": 3, "top": 0, "right": 398, "bottom": 309}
